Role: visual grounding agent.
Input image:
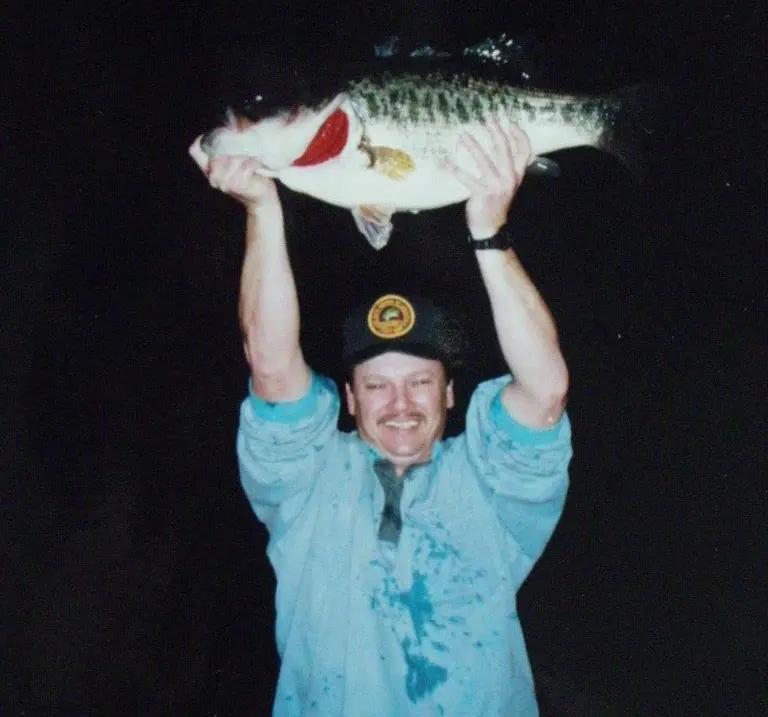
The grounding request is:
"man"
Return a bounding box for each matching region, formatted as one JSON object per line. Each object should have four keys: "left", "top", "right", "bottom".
{"left": 189, "top": 121, "right": 572, "bottom": 716}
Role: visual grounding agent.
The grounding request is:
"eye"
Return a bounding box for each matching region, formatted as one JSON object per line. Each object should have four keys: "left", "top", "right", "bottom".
{"left": 412, "top": 377, "right": 433, "bottom": 387}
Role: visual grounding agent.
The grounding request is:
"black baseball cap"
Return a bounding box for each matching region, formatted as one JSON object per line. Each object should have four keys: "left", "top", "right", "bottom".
{"left": 342, "top": 293, "right": 466, "bottom": 372}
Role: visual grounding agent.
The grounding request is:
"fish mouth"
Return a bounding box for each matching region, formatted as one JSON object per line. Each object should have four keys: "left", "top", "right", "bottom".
{"left": 198, "top": 93, "right": 352, "bottom": 171}
{"left": 291, "top": 100, "right": 350, "bottom": 167}
{"left": 199, "top": 127, "right": 221, "bottom": 155}
{"left": 200, "top": 108, "right": 256, "bottom": 153}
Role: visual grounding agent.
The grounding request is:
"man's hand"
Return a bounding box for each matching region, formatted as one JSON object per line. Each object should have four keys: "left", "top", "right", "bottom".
{"left": 445, "top": 120, "right": 532, "bottom": 240}
{"left": 189, "top": 135, "right": 279, "bottom": 215}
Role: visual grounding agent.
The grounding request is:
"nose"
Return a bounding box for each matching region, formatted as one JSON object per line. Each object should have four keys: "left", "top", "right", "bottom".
{"left": 391, "top": 385, "right": 412, "bottom": 412}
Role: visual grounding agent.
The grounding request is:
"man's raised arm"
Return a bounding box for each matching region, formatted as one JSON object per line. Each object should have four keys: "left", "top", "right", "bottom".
{"left": 447, "top": 121, "right": 569, "bottom": 429}
{"left": 189, "top": 138, "right": 310, "bottom": 402}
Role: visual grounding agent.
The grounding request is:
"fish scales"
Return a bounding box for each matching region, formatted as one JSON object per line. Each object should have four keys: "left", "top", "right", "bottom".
{"left": 348, "top": 73, "right": 607, "bottom": 138}
{"left": 196, "top": 67, "right": 650, "bottom": 249}
{"left": 347, "top": 73, "right": 609, "bottom": 163}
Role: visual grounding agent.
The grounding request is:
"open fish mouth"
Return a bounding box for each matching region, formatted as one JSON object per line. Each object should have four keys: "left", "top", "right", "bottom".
{"left": 200, "top": 93, "right": 351, "bottom": 172}
{"left": 291, "top": 104, "right": 350, "bottom": 166}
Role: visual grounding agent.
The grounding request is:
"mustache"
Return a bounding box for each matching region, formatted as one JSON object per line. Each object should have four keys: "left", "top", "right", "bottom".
{"left": 378, "top": 412, "right": 424, "bottom": 425}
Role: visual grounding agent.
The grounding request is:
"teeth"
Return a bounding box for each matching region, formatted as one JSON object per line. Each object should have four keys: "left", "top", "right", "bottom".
{"left": 385, "top": 420, "right": 418, "bottom": 429}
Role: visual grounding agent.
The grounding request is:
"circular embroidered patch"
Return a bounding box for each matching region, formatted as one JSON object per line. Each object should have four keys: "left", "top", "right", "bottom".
{"left": 367, "top": 294, "right": 416, "bottom": 339}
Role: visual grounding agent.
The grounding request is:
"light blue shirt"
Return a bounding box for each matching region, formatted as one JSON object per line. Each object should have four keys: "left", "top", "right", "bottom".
{"left": 237, "top": 372, "right": 572, "bottom": 717}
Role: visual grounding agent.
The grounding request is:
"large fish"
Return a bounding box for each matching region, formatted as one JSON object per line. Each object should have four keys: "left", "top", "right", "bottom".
{"left": 197, "top": 41, "right": 652, "bottom": 249}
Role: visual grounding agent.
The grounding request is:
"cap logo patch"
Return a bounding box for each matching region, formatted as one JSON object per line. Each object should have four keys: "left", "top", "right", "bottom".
{"left": 367, "top": 294, "right": 415, "bottom": 339}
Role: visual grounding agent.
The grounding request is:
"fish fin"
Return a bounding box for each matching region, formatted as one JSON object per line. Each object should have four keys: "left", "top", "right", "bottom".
{"left": 372, "top": 33, "right": 545, "bottom": 85}
{"left": 460, "top": 33, "right": 543, "bottom": 81}
{"left": 527, "top": 156, "right": 561, "bottom": 177}
{"left": 598, "top": 83, "right": 677, "bottom": 180}
{"left": 369, "top": 147, "right": 415, "bottom": 180}
{"left": 374, "top": 35, "right": 401, "bottom": 58}
{"left": 352, "top": 206, "right": 395, "bottom": 250}
{"left": 373, "top": 34, "right": 451, "bottom": 60}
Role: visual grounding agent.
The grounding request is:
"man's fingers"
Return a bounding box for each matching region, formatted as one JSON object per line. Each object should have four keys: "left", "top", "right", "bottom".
{"left": 203, "top": 155, "right": 262, "bottom": 191}
{"left": 442, "top": 157, "right": 486, "bottom": 193}
{"left": 188, "top": 135, "right": 210, "bottom": 174}
{"left": 459, "top": 132, "right": 501, "bottom": 183}
{"left": 488, "top": 118, "right": 516, "bottom": 179}
{"left": 459, "top": 121, "right": 532, "bottom": 186}
{"left": 506, "top": 123, "right": 532, "bottom": 175}
{"left": 220, "top": 157, "right": 246, "bottom": 187}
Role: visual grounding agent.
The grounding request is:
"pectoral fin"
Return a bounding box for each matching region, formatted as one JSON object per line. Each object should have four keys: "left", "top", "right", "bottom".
{"left": 352, "top": 205, "right": 395, "bottom": 250}
{"left": 368, "top": 147, "right": 415, "bottom": 181}
{"left": 527, "top": 156, "right": 561, "bottom": 177}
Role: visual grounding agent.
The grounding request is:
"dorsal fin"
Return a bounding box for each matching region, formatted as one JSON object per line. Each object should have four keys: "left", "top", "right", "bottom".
{"left": 371, "top": 33, "right": 546, "bottom": 87}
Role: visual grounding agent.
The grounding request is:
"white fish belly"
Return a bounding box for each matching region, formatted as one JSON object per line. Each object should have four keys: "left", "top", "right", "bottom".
{"left": 275, "top": 116, "right": 599, "bottom": 211}
{"left": 277, "top": 163, "right": 470, "bottom": 210}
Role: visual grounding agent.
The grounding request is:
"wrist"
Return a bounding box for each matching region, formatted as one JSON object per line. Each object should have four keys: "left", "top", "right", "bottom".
{"left": 244, "top": 187, "right": 281, "bottom": 217}
{"left": 245, "top": 201, "right": 281, "bottom": 221}
{"left": 246, "top": 200, "right": 284, "bottom": 228}
{"left": 469, "top": 228, "right": 512, "bottom": 251}
{"left": 245, "top": 206, "right": 286, "bottom": 252}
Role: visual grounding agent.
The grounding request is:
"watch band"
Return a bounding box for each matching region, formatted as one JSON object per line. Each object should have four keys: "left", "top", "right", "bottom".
{"left": 469, "top": 231, "right": 511, "bottom": 251}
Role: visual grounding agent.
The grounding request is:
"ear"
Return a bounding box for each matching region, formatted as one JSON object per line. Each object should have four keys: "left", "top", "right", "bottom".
{"left": 344, "top": 382, "right": 357, "bottom": 416}
{"left": 445, "top": 379, "right": 455, "bottom": 410}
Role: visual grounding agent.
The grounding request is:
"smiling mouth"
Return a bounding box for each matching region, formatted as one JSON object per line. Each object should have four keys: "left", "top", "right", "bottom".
{"left": 382, "top": 419, "right": 421, "bottom": 430}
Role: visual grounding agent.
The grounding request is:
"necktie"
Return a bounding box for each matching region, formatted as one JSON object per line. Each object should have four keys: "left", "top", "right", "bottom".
{"left": 374, "top": 459, "right": 405, "bottom": 544}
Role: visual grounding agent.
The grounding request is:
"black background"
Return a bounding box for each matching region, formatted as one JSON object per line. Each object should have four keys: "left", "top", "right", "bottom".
{"left": 3, "top": 2, "right": 765, "bottom": 715}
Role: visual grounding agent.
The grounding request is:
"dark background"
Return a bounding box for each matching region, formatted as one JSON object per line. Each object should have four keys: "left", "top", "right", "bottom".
{"left": 3, "top": 2, "right": 765, "bottom": 715}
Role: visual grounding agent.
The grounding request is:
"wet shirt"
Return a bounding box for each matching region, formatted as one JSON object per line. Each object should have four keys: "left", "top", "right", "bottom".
{"left": 237, "top": 372, "right": 572, "bottom": 717}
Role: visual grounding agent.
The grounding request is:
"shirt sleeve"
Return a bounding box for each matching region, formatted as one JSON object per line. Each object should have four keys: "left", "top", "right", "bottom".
{"left": 463, "top": 375, "right": 572, "bottom": 564}
{"left": 236, "top": 371, "right": 340, "bottom": 538}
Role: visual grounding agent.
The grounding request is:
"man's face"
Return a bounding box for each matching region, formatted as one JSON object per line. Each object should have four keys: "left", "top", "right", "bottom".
{"left": 345, "top": 352, "right": 454, "bottom": 474}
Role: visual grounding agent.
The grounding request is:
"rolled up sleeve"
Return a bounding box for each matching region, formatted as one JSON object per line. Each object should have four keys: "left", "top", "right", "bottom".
{"left": 237, "top": 371, "right": 340, "bottom": 538}
{"left": 464, "top": 375, "right": 572, "bottom": 564}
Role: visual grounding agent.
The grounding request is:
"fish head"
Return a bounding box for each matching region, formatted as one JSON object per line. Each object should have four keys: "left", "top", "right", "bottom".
{"left": 200, "top": 92, "right": 351, "bottom": 172}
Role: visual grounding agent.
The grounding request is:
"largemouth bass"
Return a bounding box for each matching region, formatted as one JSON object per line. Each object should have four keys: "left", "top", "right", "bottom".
{"left": 197, "top": 68, "right": 649, "bottom": 249}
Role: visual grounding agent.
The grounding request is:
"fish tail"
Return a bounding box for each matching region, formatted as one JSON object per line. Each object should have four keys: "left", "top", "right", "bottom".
{"left": 597, "top": 83, "right": 674, "bottom": 180}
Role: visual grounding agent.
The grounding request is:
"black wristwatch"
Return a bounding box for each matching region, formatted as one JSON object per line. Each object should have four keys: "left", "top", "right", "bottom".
{"left": 469, "top": 231, "right": 511, "bottom": 251}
